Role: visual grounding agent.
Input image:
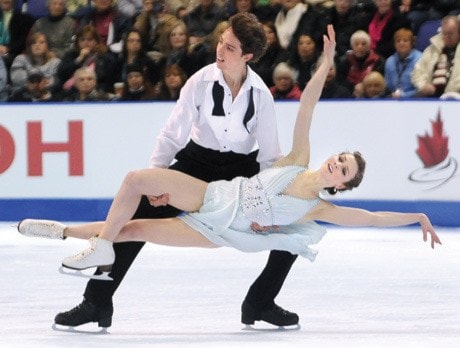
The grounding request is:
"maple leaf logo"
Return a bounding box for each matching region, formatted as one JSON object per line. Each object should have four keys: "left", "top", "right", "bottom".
{"left": 409, "top": 109, "right": 457, "bottom": 189}
{"left": 416, "top": 110, "right": 448, "bottom": 167}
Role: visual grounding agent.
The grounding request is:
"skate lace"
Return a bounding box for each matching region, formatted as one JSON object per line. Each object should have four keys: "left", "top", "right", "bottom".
{"left": 28, "top": 221, "right": 60, "bottom": 238}
{"left": 68, "top": 238, "right": 98, "bottom": 262}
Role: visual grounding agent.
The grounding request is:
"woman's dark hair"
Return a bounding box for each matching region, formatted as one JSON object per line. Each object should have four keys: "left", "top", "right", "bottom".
{"left": 325, "top": 151, "right": 366, "bottom": 195}
{"left": 121, "top": 29, "right": 147, "bottom": 58}
{"left": 228, "top": 12, "right": 267, "bottom": 62}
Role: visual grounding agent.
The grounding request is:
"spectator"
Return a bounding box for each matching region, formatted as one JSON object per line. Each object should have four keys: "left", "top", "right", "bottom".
{"left": 61, "top": 66, "right": 112, "bottom": 101}
{"left": 57, "top": 24, "right": 118, "bottom": 93}
{"left": 325, "top": 0, "right": 365, "bottom": 57}
{"left": 199, "top": 19, "right": 229, "bottom": 65}
{"left": 9, "top": 71, "right": 54, "bottom": 102}
{"left": 153, "top": 62, "right": 186, "bottom": 100}
{"left": 269, "top": 62, "right": 302, "bottom": 99}
{"left": 184, "top": 0, "right": 228, "bottom": 47}
{"left": 29, "top": 0, "right": 76, "bottom": 59}
{"left": 358, "top": 0, "right": 411, "bottom": 59}
{"left": 10, "top": 32, "right": 61, "bottom": 93}
{"left": 116, "top": 28, "right": 159, "bottom": 85}
{"left": 117, "top": 0, "right": 143, "bottom": 17}
{"left": 73, "top": 0, "right": 132, "bottom": 54}
{"left": 227, "top": 0, "right": 278, "bottom": 22}
{"left": 288, "top": 33, "right": 320, "bottom": 90}
{"left": 132, "top": 0, "right": 177, "bottom": 53}
{"left": 411, "top": 15, "right": 460, "bottom": 98}
{"left": 119, "top": 62, "right": 156, "bottom": 100}
{"left": 336, "top": 29, "right": 386, "bottom": 95}
{"left": 158, "top": 19, "right": 208, "bottom": 77}
{"left": 0, "top": 56, "right": 7, "bottom": 100}
{"left": 250, "top": 21, "right": 287, "bottom": 87}
{"left": 0, "top": 0, "right": 36, "bottom": 70}
{"left": 274, "top": 0, "right": 307, "bottom": 50}
{"left": 385, "top": 27, "right": 422, "bottom": 98}
{"left": 315, "top": 55, "right": 352, "bottom": 99}
{"left": 67, "top": 0, "right": 90, "bottom": 16}
{"left": 357, "top": 70, "right": 390, "bottom": 98}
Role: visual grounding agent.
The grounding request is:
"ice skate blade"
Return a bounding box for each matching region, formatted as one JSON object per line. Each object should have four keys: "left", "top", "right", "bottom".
{"left": 51, "top": 323, "right": 108, "bottom": 334}
{"left": 242, "top": 324, "right": 301, "bottom": 331}
{"left": 58, "top": 266, "right": 113, "bottom": 281}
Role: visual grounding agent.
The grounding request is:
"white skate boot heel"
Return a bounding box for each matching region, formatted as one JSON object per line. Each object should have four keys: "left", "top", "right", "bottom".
{"left": 18, "top": 219, "right": 67, "bottom": 240}
{"left": 60, "top": 237, "right": 115, "bottom": 281}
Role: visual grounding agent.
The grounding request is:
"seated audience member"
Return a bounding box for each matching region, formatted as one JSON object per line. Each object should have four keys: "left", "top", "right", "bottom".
{"left": 411, "top": 15, "right": 460, "bottom": 98}
{"left": 0, "top": 57, "right": 7, "bottom": 100}
{"left": 10, "top": 32, "right": 61, "bottom": 93}
{"left": 385, "top": 27, "right": 422, "bottom": 98}
{"left": 57, "top": 25, "right": 118, "bottom": 93}
{"left": 336, "top": 29, "right": 386, "bottom": 94}
{"left": 29, "top": 0, "right": 76, "bottom": 59}
{"left": 157, "top": 19, "right": 208, "bottom": 77}
{"left": 357, "top": 0, "right": 411, "bottom": 58}
{"left": 356, "top": 70, "right": 390, "bottom": 98}
{"left": 0, "top": 0, "right": 36, "bottom": 70}
{"left": 199, "top": 20, "right": 230, "bottom": 65}
{"left": 132, "top": 0, "right": 177, "bottom": 53}
{"left": 325, "top": 0, "right": 365, "bottom": 57}
{"left": 316, "top": 56, "right": 352, "bottom": 99}
{"left": 153, "top": 63, "right": 186, "bottom": 100}
{"left": 119, "top": 62, "right": 156, "bottom": 100}
{"left": 227, "top": 0, "right": 278, "bottom": 23}
{"left": 288, "top": 33, "right": 321, "bottom": 90}
{"left": 183, "top": 0, "right": 228, "bottom": 48}
{"left": 9, "top": 71, "right": 54, "bottom": 102}
{"left": 250, "top": 21, "right": 287, "bottom": 87}
{"left": 269, "top": 62, "right": 302, "bottom": 100}
{"left": 73, "top": 0, "right": 132, "bottom": 54}
{"left": 117, "top": 0, "right": 143, "bottom": 17}
{"left": 61, "top": 67, "right": 112, "bottom": 101}
{"left": 116, "top": 28, "right": 159, "bottom": 85}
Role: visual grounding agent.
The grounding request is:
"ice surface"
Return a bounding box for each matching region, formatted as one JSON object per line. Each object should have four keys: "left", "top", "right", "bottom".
{"left": 1, "top": 223, "right": 459, "bottom": 347}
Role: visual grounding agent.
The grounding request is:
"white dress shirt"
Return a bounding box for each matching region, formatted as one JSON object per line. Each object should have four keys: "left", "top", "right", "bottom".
{"left": 150, "top": 63, "right": 282, "bottom": 170}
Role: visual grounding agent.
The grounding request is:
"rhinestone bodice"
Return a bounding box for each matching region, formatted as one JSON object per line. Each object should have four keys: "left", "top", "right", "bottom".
{"left": 238, "top": 166, "right": 319, "bottom": 227}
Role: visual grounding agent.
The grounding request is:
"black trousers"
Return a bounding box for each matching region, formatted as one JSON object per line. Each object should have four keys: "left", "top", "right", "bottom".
{"left": 83, "top": 141, "right": 298, "bottom": 310}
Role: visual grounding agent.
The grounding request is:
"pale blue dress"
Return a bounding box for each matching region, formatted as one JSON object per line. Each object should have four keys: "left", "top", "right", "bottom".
{"left": 179, "top": 166, "right": 327, "bottom": 262}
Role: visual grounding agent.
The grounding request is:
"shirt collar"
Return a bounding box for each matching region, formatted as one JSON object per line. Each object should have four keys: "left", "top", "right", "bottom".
{"left": 204, "top": 63, "right": 266, "bottom": 92}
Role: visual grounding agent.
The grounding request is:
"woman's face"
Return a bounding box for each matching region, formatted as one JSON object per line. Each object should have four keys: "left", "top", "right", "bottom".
{"left": 216, "top": 28, "right": 251, "bottom": 72}
{"left": 297, "top": 35, "right": 316, "bottom": 60}
{"left": 364, "top": 77, "right": 385, "bottom": 97}
{"left": 235, "top": 0, "right": 252, "bottom": 13}
{"left": 351, "top": 38, "right": 370, "bottom": 57}
{"left": 274, "top": 73, "right": 294, "bottom": 92}
{"left": 263, "top": 24, "right": 277, "bottom": 47}
{"left": 126, "top": 32, "right": 142, "bottom": 53}
{"left": 165, "top": 71, "right": 183, "bottom": 89}
{"left": 374, "top": 0, "right": 392, "bottom": 14}
{"left": 335, "top": 0, "right": 353, "bottom": 15}
{"left": 169, "top": 26, "right": 187, "bottom": 50}
{"left": 78, "top": 35, "right": 97, "bottom": 51}
{"left": 320, "top": 153, "right": 359, "bottom": 190}
{"left": 31, "top": 35, "right": 48, "bottom": 56}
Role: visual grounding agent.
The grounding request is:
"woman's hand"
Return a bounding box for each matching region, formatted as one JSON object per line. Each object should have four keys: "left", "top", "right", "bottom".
{"left": 147, "top": 193, "right": 170, "bottom": 207}
{"left": 251, "top": 222, "right": 279, "bottom": 233}
{"left": 420, "top": 214, "right": 442, "bottom": 249}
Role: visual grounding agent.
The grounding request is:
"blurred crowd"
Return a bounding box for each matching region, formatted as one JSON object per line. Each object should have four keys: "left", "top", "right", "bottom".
{"left": 1, "top": 0, "right": 459, "bottom": 102}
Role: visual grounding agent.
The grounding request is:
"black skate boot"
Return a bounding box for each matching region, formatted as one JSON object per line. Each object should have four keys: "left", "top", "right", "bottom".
{"left": 54, "top": 299, "right": 113, "bottom": 329}
{"left": 241, "top": 300, "right": 299, "bottom": 329}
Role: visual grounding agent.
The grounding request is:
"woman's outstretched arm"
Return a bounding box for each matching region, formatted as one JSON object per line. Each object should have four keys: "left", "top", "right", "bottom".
{"left": 275, "top": 25, "right": 336, "bottom": 167}
{"left": 310, "top": 201, "right": 442, "bottom": 249}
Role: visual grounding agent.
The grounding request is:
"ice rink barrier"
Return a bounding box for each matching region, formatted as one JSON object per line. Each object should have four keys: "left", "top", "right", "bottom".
{"left": 0, "top": 100, "right": 459, "bottom": 226}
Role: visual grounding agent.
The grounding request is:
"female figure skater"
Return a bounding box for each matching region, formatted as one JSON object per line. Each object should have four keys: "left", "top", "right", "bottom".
{"left": 18, "top": 26, "right": 441, "bottom": 274}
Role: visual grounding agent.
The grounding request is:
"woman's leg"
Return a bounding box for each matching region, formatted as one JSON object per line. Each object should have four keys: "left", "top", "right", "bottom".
{"left": 98, "top": 168, "right": 208, "bottom": 242}
{"left": 64, "top": 222, "right": 104, "bottom": 239}
{"left": 115, "top": 218, "right": 218, "bottom": 248}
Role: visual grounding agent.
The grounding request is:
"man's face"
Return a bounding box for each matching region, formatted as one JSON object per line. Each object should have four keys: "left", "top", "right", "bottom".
{"left": 442, "top": 20, "right": 460, "bottom": 48}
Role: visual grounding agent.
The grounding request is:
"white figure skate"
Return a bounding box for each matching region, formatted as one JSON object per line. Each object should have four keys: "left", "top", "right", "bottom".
{"left": 17, "top": 219, "right": 67, "bottom": 239}
{"left": 60, "top": 237, "right": 115, "bottom": 281}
